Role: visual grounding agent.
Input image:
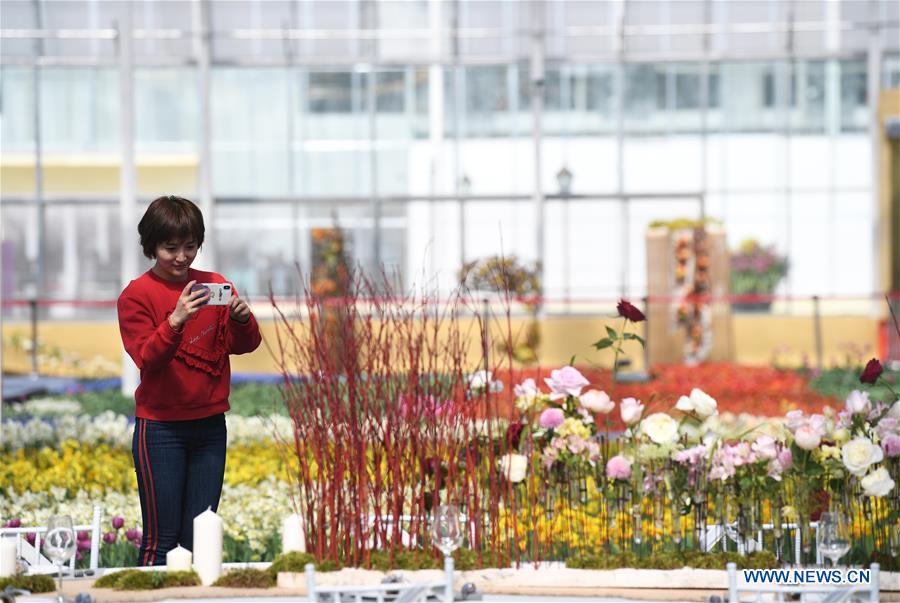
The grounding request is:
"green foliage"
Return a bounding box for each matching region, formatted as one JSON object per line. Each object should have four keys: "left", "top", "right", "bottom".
{"left": 98, "top": 539, "right": 141, "bottom": 568}
{"left": 730, "top": 239, "right": 789, "bottom": 296}
{"left": 228, "top": 383, "right": 289, "bottom": 417}
{"left": 565, "top": 549, "right": 779, "bottom": 570}
{"left": 0, "top": 574, "right": 56, "bottom": 593}
{"left": 71, "top": 389, "right": 134, "bottom": 416}
{"left": 212, "top": 568, "right": 276, "bottom": 588}
{"left": 94, "top": 569, "right": 200, "bottom": 590}
{"left": 807, "top": 366, "right": 899, "bottom": 402}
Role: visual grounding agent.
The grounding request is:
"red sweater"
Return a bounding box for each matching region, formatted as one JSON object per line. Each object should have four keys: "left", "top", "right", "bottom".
{"left": 117, "top": 268, "right": 262, "bottom": 421}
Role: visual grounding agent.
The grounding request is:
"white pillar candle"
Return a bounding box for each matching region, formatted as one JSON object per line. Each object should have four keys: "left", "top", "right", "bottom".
{"left": 192, "top": 508, "right": 223, "bottom": 586}
{"left": 166, "top": 544, "right": 192, "bottom": 572}
{"left": 281, "top": 513, "right": 305, "bottom": 553}
{"left": 0, "top": 537, "right": 16, "bottom": 577}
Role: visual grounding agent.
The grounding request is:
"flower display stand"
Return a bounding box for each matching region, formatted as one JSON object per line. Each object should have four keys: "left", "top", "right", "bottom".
{"left": 646, "top": 224, "right": 734, "bottom": 365}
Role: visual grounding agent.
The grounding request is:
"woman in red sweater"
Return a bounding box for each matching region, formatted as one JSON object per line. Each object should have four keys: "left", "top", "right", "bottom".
{"left": 117, "top": 195, "right": 262, "bottom": 565}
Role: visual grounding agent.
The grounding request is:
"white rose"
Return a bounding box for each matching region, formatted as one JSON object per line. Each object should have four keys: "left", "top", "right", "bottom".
{"left": 860, "top": 467, "right": 895, "bottom": 497}
{"left": 580, "top": 390, "right": 614, "bottom": 414}
{"left": 689, "top": 388, "right": 718, "bottom": 418}
{"left": 794, "top": 425, "right": 822, "bottom": 450}
{"left": 841, "top": 437, "right": 884, "bottom": 477}
{"left": 499, "top": 453, "right": 528, "bottom": 483}
{"left": 675, "top": 395, "right": 694, "bottom": 413}
{"left": 641, "top": 412, "right": 679, "bottom": 445}
{"left": 845, "top": 390, "right": 871, "bottom": 415}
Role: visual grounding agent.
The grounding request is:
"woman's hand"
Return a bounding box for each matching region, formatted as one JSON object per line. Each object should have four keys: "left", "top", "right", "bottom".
{"left": 228, "top": 293, "right": 252, "bottom": 324}
{"left": 168, "top": 280, "right": 209, "bottom": 331}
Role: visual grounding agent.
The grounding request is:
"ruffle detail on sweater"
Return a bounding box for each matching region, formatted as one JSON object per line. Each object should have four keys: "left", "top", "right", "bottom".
{"left": 174, "top": 316, "right": 228, "bottom": 376}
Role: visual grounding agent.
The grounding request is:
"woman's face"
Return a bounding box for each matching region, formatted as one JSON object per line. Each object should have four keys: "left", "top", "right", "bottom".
{"left": 153, "top": 238, "right": 198, "bottom": 281}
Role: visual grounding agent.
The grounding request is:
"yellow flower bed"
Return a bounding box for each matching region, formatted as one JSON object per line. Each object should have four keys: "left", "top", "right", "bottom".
{"left": 0, "top": 441, "right": 136, "bottom": 496}
{"left": 0, "top": 441, "right": 293, "bottom": 496}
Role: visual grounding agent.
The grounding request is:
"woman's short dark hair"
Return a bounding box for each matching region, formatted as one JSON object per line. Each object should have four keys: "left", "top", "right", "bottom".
{"left": 138, "top": 195, "right": 205, "bottom": 259}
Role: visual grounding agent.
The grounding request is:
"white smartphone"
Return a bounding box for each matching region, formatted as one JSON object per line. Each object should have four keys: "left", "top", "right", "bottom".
{"left": 192, "top": 283, "right": 233, "bottom": 306}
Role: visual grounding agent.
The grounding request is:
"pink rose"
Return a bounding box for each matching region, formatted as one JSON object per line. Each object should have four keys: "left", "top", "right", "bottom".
{"left": 539, "top": 407, "right": 565, "bottom": 429}
{"left": 580, "top": 389, "right": 614, "bottom": 414}
{"left": 544, "top": 366, "right": 590, "bottom": 400}
{"left": 620, "top": 397, "right": 644, "bottom": 425}
{"left": 777, "top": 448, "right": 793, "bottom": 468}
{"left": 751, "top": 436, "right": 778, "bottom": 460}
{"left": 606, "top": 454, "right": 633, "bottom": 480}
{"left": 794, "top": 425, "right": 822, "bottom": 450}
{"left": 882, "top": 434, "right": 900, "bottom": 458}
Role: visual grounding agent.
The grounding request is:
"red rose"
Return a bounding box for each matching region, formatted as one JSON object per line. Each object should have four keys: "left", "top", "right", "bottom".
{"left": 506, "top": 421, "right": 525, "bottom": 451}
{"left": 617, "top": 299, "right": 646, "bottom": 323}
{"left": 859, "top": 358, "right": 883, "bottom": 384}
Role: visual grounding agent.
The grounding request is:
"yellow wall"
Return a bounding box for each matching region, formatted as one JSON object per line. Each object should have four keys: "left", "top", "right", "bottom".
{"left": 878, "top": 89, "right": 900, "bottom": 294}
{"left": 1, "top": 314, "right": 880, "bottom": 377}
{"left": 0, "top": 154, "right": 198, "bottom": 195}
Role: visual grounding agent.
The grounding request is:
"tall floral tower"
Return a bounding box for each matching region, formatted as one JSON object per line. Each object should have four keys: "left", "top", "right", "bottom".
{"left": 646, "top": 222, "right": 733, "bottom": 365}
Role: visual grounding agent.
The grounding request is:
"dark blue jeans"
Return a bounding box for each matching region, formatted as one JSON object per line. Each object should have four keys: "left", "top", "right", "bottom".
{"left": 132, "top": 414, "right": 227, "bottom": 566}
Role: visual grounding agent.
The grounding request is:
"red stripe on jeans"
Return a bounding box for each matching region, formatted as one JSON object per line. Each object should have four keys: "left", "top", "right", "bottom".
{"left": 141, "top": 419, "right": 160, "bottom": 566}
{"left": 136, "top": 420, "right": 150, "bottom": 566}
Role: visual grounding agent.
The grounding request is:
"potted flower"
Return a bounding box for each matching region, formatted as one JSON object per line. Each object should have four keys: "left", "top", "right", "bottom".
{"left": 730, "top": 239, "right": 788, "bottom": 312}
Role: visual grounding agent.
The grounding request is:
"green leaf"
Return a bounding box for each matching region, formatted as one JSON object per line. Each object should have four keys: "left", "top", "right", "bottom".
{"left": 593, "top": 338, "right": 614, "bottom": 350}
{"left": 569, "top": 355, "right": 577, "bottom": 366}
{"left": 623, "top": 333, "right": 645, "bottom": 346}
{"left": 605, "top": 326, "right": 618, "bottom": 340}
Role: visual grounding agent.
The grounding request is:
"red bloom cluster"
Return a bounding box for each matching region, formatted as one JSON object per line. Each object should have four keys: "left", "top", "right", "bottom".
{"left": 493, "top": 363, "right": 838, "bottom": 426}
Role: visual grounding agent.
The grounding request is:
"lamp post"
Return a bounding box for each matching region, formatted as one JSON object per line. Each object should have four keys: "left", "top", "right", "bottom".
{"left": 459, "top": 174, "right": 471, "bottom": 268}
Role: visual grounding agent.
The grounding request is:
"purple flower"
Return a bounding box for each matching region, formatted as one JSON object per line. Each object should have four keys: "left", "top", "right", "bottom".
{"left": 673, "top": 444, "right": 707, "bottom": 466}
{"left": 539, "top": 407, "right": 565, "bottom": 429}
{"left": 544, "top": 366, "right": 590, "bottom": 400}
{"left": 77, "top": 538, "right": 92, "bottom": 551}
{"left": 111, "top": 516, "right": 124, "bottom": 530}
{"left": 77, "top": 531, "right": 90, "bottom": 542}
{"left": 24, "top": 533, "right": 35, "bottom": 545}
{"left": 102, "top": 532, "right": 117, "bottom": 545}
{"left": 882, "top": 434, "right": 900, "bottom": 458}
{"left": 125, "top": 528, "right": 141, "bottom": 542}
{"left": 4, "top": 519, "right": 21, "bottom": 528}
{"left": 606, "top": 455, "right": 633, "bottom": 480}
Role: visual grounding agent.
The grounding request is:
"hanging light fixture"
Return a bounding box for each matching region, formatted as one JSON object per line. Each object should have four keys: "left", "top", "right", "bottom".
{"left": 556, "top": 166, "right": 573, "bottom": 196}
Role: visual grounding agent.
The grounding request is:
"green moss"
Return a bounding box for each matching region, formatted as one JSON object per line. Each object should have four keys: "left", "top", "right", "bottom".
{"left": 565, "top": 550, "right": 778, "bottom": 570}
{"left": 0, "top": 574, "right": 56, "bottom": 593}
{"left": 266, "top": 551, "right": 317, "bottom": 576}
{"left": 213, "top": 568, "right": 276, "bottom": 588}
{"left": 94, "top": 569, "right": 200, "bottom": 590}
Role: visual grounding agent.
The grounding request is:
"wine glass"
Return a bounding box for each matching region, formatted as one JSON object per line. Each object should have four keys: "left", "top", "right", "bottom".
{"left": 816, "top": 512, "right": 850, "bottom": 568}
{"left": 43, "top": 515, "right": 76, "bottom": 601}
{"left": 431, "top": 505, "right": 462, "bottom": 557}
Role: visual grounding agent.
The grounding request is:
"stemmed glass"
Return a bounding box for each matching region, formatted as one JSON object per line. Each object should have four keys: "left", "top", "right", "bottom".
{"left": 431, "top": 504, "right": 462, "bottom": 557}
{"left": 816, "top": 512, "right": 850, "bottom": 568}
{"left": 43, "top": 515, "right": 76, "bottom": 602}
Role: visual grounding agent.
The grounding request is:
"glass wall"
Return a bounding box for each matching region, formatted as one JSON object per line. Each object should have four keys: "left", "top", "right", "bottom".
{"left": 1, "top": 0, "right": 897, "bottom": 315}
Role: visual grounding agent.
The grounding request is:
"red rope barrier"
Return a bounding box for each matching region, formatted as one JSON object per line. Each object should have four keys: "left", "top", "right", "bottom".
{"left": 2, "top": 291, "right": 898, "bottom": 308}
